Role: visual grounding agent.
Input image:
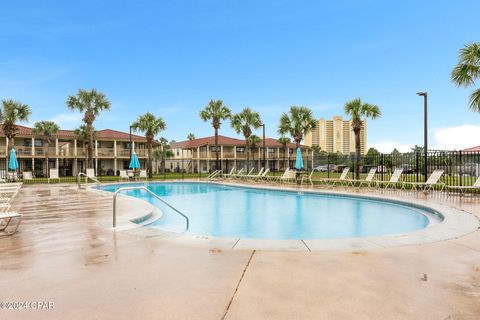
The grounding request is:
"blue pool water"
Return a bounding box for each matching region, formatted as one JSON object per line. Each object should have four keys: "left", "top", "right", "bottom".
{"left": 99, "top": 182, "right": 435, "bottom": 240}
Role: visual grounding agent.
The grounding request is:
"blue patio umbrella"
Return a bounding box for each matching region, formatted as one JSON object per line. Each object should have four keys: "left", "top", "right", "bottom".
{"left": 129, "top": 151, "right": 141, "bottom": 169}
{"left": 294, "top": 147, "right": 304, "bottom": 170}
{"left": 8, "top": 148, "right": 18, "bottom": 171}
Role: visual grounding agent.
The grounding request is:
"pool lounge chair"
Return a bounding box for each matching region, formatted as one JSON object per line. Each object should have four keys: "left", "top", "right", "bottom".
{"left": 234, "top": 168, "right": 254, "bottom": 180}
{"left": 267, "top": 168, "right": 296, "bottom": 184}
{"left": 321, "top": 168, "right": 350, "bottom": 187}
{"left": 403, "top": 169, "right": 445, "bottom": 192}
{"left": 446, "top": 176, "right": 480, "bottom": 195}
{"left": 301, "top": 170, "right": 316, "bottom": 186}
{"left": 138, "top": 170, "right": 148, "bottom": 181}
{"left": 242, "top": 168, "right": 264, "bottom": 180}
{"left": 375, "top": 168, "right": 404, "bottom": 189}
{"left": 348, "top": 168, "right": 377, "bottom": 188}
{"left": 0, "top": 211, "right": 22, "bottom": 236}
{"left": 228, "top": 168, "right": 244, "bottom": 180}
{"left": 48, "top": 168, "right": 60, "bottom": 183}
{"left": 119, "top": 170, "right": 129, "bottom": 181}
{"left": 251, "top": 168, "right": 270, "bottom": 182}
{"left": 221, "top": 168, "right": 235, "bottom": 179}
{"left": 22, "top": 172, "right": 33, "bottom": 182}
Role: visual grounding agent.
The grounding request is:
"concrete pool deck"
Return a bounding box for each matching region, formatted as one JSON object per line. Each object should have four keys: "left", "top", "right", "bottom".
{"left": 1, "top": 183, "right": 480, "bottom": 319}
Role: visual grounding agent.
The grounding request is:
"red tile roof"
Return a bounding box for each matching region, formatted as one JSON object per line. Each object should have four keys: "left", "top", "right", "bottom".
{"left": 463, "top": 145, "right": 480, "bottom": 152}
{"left": 0, "top": 125, "right": 147, "bottom": 141}
{"left": 172, "top": 135, "right": 307, "bottom": 149}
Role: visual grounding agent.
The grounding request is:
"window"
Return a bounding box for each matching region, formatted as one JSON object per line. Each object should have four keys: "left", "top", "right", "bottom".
{"left": 236, "top": 147, "right": 245, "bottom": 153}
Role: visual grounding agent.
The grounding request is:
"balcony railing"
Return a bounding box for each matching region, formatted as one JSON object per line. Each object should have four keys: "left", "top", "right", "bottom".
{"left": 97, "top": 148, "right": 115, "bottom": 157}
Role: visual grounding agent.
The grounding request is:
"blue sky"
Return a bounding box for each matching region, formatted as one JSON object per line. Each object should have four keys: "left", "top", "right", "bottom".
{"left": 1, "top": 0, "right": 479, "bottom": 151}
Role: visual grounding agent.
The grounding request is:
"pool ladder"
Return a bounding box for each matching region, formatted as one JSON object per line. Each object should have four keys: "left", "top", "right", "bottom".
{"left": 112, "top": 186, "right": 190, "bottom": 230}
{"left": 77, "top": 172, "right": 101, "bottom": 189}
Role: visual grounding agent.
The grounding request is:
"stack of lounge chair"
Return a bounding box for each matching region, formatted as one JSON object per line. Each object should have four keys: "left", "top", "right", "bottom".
{"left": 0, "top": 182, "right": 23, "bottom": 236}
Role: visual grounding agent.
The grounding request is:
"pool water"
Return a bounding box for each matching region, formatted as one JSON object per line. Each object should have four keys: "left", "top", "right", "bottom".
{"left": 99, "top": 182, "right": 435, "bottom": 240}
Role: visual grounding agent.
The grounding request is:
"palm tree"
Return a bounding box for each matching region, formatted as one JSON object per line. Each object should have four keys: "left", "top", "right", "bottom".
{"left": 199, "top": 99, "right": 231, "bottom": 171}
{"left": 278, "top": 106, "right": 316, "bottom": 149}
{"left": 277, "top": 136, "right": 291, "bottom": 170}
{"left": 231, "top": 107, "right": 262, "bottom": 171}
{"left": 187, "top": 133, "right": 195, "bottom": 141}
{"left": 344, "top": 98, "right": 381, "bottom": 179}
{"left": 451, "top": 42, "right": 480, "bottom": 113}
{"left": 248, "top": 135, "right": 262, "bottom": 170}
{"left": 0, "top": 99, "right": 31, "bottom": 166}
{"left": 33, "top": 121, "right": 59, "bottom": 178}
{"left": 131, "top": 112, "right": 167, "bottom": 178}
{"left": 153, "top": 139, "right": 174, "bottom": 174}
{"left": 66, "top": 89, "right": 111, "bottom": 168}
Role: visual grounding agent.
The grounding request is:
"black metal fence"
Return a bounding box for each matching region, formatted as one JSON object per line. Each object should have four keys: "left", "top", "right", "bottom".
{"left": 312, "top": 150, "right": 480, "bottom": 187}
{"left": 1, "top": 150, "right": 479, "bottom": 186}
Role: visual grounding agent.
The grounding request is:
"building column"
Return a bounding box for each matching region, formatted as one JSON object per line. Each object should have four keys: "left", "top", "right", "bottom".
{"left": 74, "top": 139, "right": 77, "bottom": 156}
{"left": 113, "top": 140, "right": 117, "bottom": 157}
{"left": 234, "top": 146, "right": 237, "bottom": 170}
{"left": 31, "top": 137, "right": 35, "bottom": 156}
{"left": 206, "top": 145, "right": 210, "bottom": 172}
{"left": 32, "top": 158, "right": 35, "bottom": 175}
{"left": 196, "top": 147, "right": 200, "bottom": 173}
{"left": 114, "top": 159, "right": 117, "bottom": 175}
{"left": 55, "top": 139, "right": 59, "bottom": 157}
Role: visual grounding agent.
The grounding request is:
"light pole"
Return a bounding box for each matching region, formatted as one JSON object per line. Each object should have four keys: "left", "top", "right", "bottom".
{"left": 262, "top": 124, "right": 266, "bottom": 170}
{"left": 417, "top": 92, "right": 428, "bottom": 180}
{"left": 129, "top": 125, "right": 133, "bottom": 163}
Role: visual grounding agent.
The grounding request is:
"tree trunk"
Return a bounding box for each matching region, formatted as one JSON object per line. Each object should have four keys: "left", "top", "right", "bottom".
{"left": 87, "top": 122, "right": 94, "bottom": 169}
{"left": 214, "top": 127, "right": 219, "bottom": 171}
{"left": 354, "top": 129, "right": 361, "bottom": 180}
{"left": 147, "top": 139, "right": 153, "bottom": 178}
{"left": 283, "top": 147, "right": 286, "bottom": 170}
{"left": 245, "top": 138, "right": 250, "bottom": 172}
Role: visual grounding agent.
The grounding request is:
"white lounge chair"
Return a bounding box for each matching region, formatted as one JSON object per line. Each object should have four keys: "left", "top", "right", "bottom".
{"left": 321, "top": 167, "right": 350, "bottom": 187}
{"left": 267, "top": 168, "right": 296, "bottom": 184}
{"left": 138, "top": 170, "right": 148, "bottom": 181}
{"left": 404, "top": 169, "right": 445, "bottom": 192}
{"left": 446, "top": 176, "right": 480, "bottom": 195}
{"left": 119, "top": 170, "right": 129, "bottom": 181}
{"left": 48, "top": 168, "right": 60, "bottom": 183}
{"left": 375, "top": 168, "right": 403, "bottom": 189}
{"left": 229, "top": 168, "right": 244, "bottom": 180}
{"left": 86, "top": 168, "right": 96, "bottom": 179}
{"left": 243, "top": 168, "right": 264, "bottom": 180}
{"left": 251, "top": 168, "right": 270, "bottom": 182}
{"left": 351, "top": 168, "right": 377, "bottom": 188}
{"left": 0, "top": 211, "right": 22, "bottom": 236}
{"left": 7, "top": 171, "right": 18, "bottom": 182}
{"left": 221, "top": 168, "right": 235, "bottom": 179}
{"left": 22, "top": 171, "right": 33, "bottom": 182}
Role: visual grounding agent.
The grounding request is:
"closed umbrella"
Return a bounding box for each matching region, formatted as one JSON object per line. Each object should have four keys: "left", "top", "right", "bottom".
{"left": 129, "top": 151, "right": 141, "bottom": 170}
{"left": 294, "top": 147, "right": 304, "bottom": 170}
{"left": 8, "top": 148, "right": 18, "bottom": 171}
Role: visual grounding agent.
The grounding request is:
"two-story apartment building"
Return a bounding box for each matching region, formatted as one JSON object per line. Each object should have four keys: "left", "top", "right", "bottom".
{"left": 170, "top": 135, "right": 312, "bottom": 173}
{"left": 0, "top": 125, "right": 149, "bottom": 177}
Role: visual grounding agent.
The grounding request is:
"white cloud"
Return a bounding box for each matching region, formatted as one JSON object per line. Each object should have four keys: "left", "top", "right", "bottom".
{"left": 49, "top": 113, "right": 83, "bottom": 129}
{"left": 369, "top": 140, "right": 414, "bottom": 153}
{"left": 433, "top": 124, "right": 480, "bottom": 150}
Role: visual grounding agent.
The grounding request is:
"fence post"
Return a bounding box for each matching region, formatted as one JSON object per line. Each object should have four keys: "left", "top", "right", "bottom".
{"left": 415, "top": 152, "right": 419, "bottom": 183}
{"left": 381, "top": 153, "right": 384, "bottom": 182}
{"left": 459, "top": 150, "right": 462, "bottom": 187}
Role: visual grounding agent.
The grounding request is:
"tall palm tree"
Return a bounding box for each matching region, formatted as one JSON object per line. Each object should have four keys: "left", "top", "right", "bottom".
{"left": 131, "top": 112, "right": 167, "bottom": 178}
{"left": 344, "top": 98, "right": 381, "bottom": 179}
{"left": 66, "top": 89, "right": 111, "bottom": 168}
{"left": 277, "top": 136, "right": 291, "bottom": 170}
{"left": 0, "top": 99, "right": 31, "bottom": 166}
{"left": 278, "top": 106, "right": 316, "bottom": 148}
{"left": 199, "top": 99, "right": 231, "bottom": 171}
{"left": 451, "top": 42, "right": 480, "bottom": 113}
{"left": 248, "top": 135, "right": 262, "bottom": 170}
{"left": 187, "top": 133, "right": 195, "bottom": 141}
{"left": 231, "top": 107, "right": 262, "bottom": 171}
{"left": 33, "top": 121, "right": 59, "bottom": 178}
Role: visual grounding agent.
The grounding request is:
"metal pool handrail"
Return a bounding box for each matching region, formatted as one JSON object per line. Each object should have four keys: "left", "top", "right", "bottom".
{"left": 112, "top": 186, "right": 190, "bottom": 230}
{"left": 77, "top": 172, "right": 101, "bottom": 188}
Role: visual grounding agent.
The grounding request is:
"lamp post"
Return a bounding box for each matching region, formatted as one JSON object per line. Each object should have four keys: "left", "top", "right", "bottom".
{"left": 416, "top": 92, "right": 428, "bottom": 180}
{"left": 262, "top": 124, "right": 266, "bottom": 170}
{"left": 129, "top": 125, "right": 133, "bottom": 163}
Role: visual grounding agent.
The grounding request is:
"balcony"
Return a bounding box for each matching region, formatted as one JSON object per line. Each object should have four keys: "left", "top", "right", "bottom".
{"left": 97, "top": 148, "right": 115, "bottom": 157}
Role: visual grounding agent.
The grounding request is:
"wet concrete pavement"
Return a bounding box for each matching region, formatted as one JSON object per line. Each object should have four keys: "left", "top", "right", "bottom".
{"left": 1, "top": 184, "right": 479, "bottom": 319}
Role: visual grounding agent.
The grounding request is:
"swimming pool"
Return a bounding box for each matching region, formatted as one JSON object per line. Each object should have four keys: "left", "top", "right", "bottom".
{"left": 98, "top": 182, "right": 442, "bottom": 240}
